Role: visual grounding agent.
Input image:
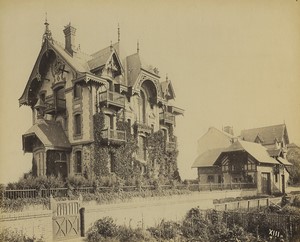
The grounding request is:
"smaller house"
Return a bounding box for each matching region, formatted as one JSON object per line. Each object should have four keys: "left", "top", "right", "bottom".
{"left": 214, "top": 140, "right": 290, "bottom": 194}
{"left": 192, "top": 126, "right": 293, "bottom": 195}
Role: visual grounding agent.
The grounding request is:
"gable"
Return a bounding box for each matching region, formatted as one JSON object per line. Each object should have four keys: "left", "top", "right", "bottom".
{"left": 19, "top": 39, "right": 83, "bottom": 106}
{"left": 241, "top": 124, "right": 288, "bottom": 145}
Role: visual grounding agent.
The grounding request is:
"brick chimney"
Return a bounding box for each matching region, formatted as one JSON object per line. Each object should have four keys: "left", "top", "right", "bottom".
{"left": 63, "top": 23, "right": 76, "bottom": 55}
{"left": 223, "top": 126, "right": 234, "bottom": 136}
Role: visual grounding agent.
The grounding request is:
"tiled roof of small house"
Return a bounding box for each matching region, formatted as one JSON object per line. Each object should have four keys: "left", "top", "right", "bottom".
{"left": 240, "top": 124, "right": 287, "bottom": 145}
{"left": 192, "top": 148, "right": 224, "bottom": 168}
{"left": 267, "top": 149, "right": 282, "bottom": 157}
{"left": 23, "top": 119, "right": 71, "bottom": 150}
{"left": 222, "top": 140, "right": 279, "bottom": 165}
{"left": 277, "top": 157, "right": 293, "bottom": 166}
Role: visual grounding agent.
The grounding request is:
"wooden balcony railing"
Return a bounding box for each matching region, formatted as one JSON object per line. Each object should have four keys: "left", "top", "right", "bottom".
{"left": 99, "top": 91, "right": 125, "bottom": 108}
{"left": 159, "top": 112, "right": 175, "bottom": 125}
{"left": 44, "top": 97, "right": 66, "bottom": 114}
{"left": 102, "top": 128, "right": 126, "bottom": 142}
{"left": 133, "top": 122, "right": 153, "bottom": 134}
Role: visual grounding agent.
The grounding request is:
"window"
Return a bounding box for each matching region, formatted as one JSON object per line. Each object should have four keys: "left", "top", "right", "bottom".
{"left": 275, "top": 174, "right": 278, "bottom": 183}
{"left": 75, "top": 151, "right": 82, "bottom": 174}
{"left": 74, "top": 83, "right": 82, "bottom": 99}
{"left": 74, "top": 114, "right": 82, "bottom": 135}
{"left": 207, "top": 175, "right": 214, "bottom": 183}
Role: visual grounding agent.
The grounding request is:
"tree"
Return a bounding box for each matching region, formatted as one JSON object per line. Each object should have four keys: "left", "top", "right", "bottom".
{"left": 287, "top": 146, "right": 300, "bottom": 184}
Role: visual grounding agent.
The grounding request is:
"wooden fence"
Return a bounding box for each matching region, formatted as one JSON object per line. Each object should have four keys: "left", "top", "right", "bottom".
{"left": 2, "top": 182, "right": 256, "bottom": 200}
{"left": 202, "top": 209, "right": 300, "bottom": 240}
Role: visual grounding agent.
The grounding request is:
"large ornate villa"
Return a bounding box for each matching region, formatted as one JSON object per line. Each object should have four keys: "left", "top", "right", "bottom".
{"left": 19, "top": 21, "right": 184, "bottom": 179}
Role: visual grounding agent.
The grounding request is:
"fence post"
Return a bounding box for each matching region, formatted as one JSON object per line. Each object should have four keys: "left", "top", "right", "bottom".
{"left": 80, "top": 207, "right": 85, "bottom": 237}
{"left": 225, "top": 203, "right": 227, "bottom": 211}
{"left": 230, "top": 181, "right": 232, "bottom": 190}
{"left": 247, "top": 200, "right": 250, "bottom": 211}
{"left": 239, "top": 181, "right": 241, "bottom": 189}
{"left": 210, "top": 182, "right": 212, "bottom": 191}
{"left": 266, "top": 198, "right": 269, "bottom": 207}
{"left": 237, "top": 202, "right": 240, "bottom": 210}
{"left": 257, "top": 199, "right": 260, "bottom": 209}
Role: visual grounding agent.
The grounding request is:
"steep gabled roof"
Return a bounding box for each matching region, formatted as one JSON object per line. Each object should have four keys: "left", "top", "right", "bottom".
{"left": 192, "top": 148, "right": 224, "bottom": 168}
{"left": 161, "top": 79, "right": 176, "bottom": 100}
{"left": 23, "top": 119, "right": 71, "bottom": 151}
{"left": 221, "top": 140, "right": 278, "bottom": 165}
{"left": 240, "top": 124, "right": 289, "bottom": 145}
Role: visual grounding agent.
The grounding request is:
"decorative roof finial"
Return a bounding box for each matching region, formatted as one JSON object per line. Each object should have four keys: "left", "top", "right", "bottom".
{"left": 137, "top": 40, "right": 139, "bottom": 54}
{"left": 43, "top": 12, "right": 53, "bottom": 43}
{"left": 166, "top": 73, "right": 168, "bottom": 81}
{"left": 118, "top": 23, "right": 120, "bottom": 42}
{"left": 110, "top": 41, "right": 113, "bottom": 51}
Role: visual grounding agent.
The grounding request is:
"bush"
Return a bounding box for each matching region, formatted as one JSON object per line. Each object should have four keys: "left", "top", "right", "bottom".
{"left": 293, "top": 196, "right": 300, "bottom": 208}
{"left": 181, "top": 207, "right": 209, "bottom": 241}
{"left": 86, "top": 217, "right": 118, "bottom": 242}
{"left": 147, "top": 220, "right": 181, "bottom": 240}
{"left": 6, "top": 175, "right": 64, "bottom": 190}
{"left": 118, "top": 226, "right": 154, "bottom": 242}
{"left": 0, "top": 228, "right": 44, "bottom": 242}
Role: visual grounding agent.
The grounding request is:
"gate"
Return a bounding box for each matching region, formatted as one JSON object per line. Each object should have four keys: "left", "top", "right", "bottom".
{"left": 50, "top": 195, "right": 82, "bottom": 241}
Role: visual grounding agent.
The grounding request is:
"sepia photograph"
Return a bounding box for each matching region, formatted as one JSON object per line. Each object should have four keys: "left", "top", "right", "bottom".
{"left": 0, "top": 0, "right": 300, "bottom": 241}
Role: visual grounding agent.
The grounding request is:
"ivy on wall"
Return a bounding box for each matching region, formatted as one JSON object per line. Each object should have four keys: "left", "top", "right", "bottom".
{"left": 92, "top": 111, "right": 180, "bottom": 184}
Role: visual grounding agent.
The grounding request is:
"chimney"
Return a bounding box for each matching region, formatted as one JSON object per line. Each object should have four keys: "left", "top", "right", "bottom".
{"left": 223, "top": 126, "right": 234, "bottom": 136}
{"left": 63, "top": 23, "right": 76, "bottom": 55}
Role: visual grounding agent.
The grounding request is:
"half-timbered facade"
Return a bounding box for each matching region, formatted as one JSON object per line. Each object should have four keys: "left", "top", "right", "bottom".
{"left": 19, "top": 22, "right": 183, "bottom": 178}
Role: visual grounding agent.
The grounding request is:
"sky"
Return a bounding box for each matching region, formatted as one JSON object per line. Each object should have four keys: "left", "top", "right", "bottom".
{"left": 0, "top": 0, "right": 299, "bottom": 184}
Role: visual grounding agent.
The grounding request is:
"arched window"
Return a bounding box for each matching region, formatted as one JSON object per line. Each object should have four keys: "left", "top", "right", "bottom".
{"left": 74, "top": 151, "right": 82, "bottom": 174}
{"left": 139, "top": 90, "right": 146, "bottom": 124}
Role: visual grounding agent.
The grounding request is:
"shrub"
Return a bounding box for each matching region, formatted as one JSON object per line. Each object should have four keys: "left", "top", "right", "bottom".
{"left": 181, "top": 207, "right": 209, "bottom": 241}
{"left": 86, "top": 217, "right": 118, "bottom": 242}
{"left": 293, "top": 196, "right": 300, "bottom": 208}
{"left": 0, "top": 228, "right": 44, "bottom": 242}
{"left": 147, "top": 219, "right": 181, "bottom": 240}
{"left": 118, "top": 226, "right": 154, "bottom": 242}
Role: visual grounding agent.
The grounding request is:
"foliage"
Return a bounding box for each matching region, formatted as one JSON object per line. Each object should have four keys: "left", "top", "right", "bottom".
{"left": 6, "top": 175, "right": 64, "bottom": 190}
{"left": 118, "top": 226, "right": 154, "bottom": 242}
{"left": 293, "top": 195, "right": 300, "bottom": 208}
{"left": 181, "top": 207, "right": 210, "bottom": 241}
{"left": 287, "top": 147, "right": 300, "bottom": 184}
{"left": 147, "top": 220, "right": 181, "bottom": 240}
{"left": 86, "top": 217, "right": 118, "bottom": 242}
{"left": 1, "top": 197, "right": 49, "bottom": 212}
{"left": 0, "top": 228, "right": 45, "bottom": 242}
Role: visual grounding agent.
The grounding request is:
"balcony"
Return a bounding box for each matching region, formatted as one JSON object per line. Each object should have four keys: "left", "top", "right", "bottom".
{"left": 133, "top": 122, "right": 153, "bottom": 134}
{"left": 166, "top": 141, "right": 177, "bottom": 151}
{"left": 44, "top": 97, "right": 66, "bottom": 114}
{"left": 160, "top": 112, "right": 175, "bottom": 125}
{"left": 101, "top": 128, "right": 126, "bottom": 143}
{"left": 99, "top": 91, "right": 125, "bottom": 109}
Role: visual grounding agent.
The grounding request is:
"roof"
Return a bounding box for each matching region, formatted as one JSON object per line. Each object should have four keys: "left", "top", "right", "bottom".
{"left": 222, "top": 140, "right": 279, "bottom": 165}
{"left": 23, "top": 119, "right": 71, "bottom": 150}
{"left": 240, "top": 124, "right": 288, "bottom": 145}
{"left": 277, "top": 157, "right": 293, "bottom": 166}
{"left": 267, "top": 149, "right": 282, "bottom": 157}
{"left": 88, "top": 42, "right": 119, "bottom": 71}
{"left": 192, "top": 148, "right": 224, "bottom": 168}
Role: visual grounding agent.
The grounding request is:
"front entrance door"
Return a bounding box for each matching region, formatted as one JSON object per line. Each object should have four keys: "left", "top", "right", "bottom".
{"left": 261, "top": 172, "right": 271, "bottom": 194}
{"left": 55, "top": 161, "right": 67, "bottom": 179}
{"left": 51, "top": 197, "right": 82, "bottom": 241}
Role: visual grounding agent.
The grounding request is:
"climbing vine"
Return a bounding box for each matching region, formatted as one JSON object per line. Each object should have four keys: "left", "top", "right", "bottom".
{"left": 93, "top": 111, "right": 180, "bottom": 184}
